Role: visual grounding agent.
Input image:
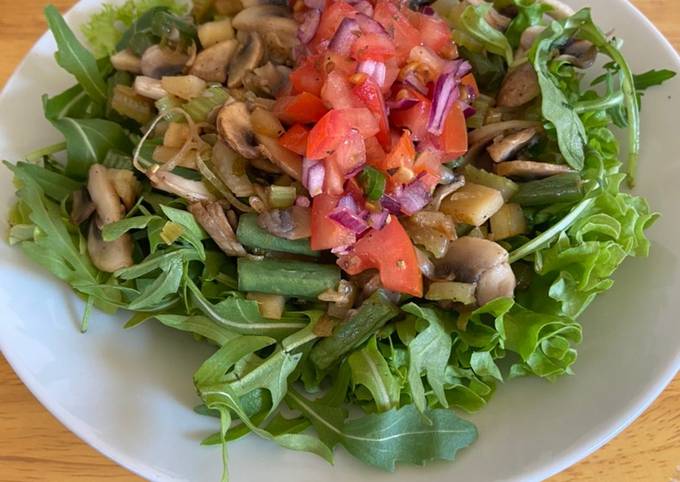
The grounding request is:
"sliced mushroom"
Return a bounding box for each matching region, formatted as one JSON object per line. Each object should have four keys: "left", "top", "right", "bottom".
{"left": 87, "top": 222, "right": 134, "bottom": 273}
{"left": 430, "top": 174, "right": 465, "bottom": 211}
{"left": 110, "top": 49, "right": 141, "bottom": 74}
{"left": 217, "top": 101, "right": 260, "bottom": 159}
{"left": 228, "top": 32, "right": 265, "bottom": 88}
{"left": 467, "top": 0, "right": 511, "bottom": 31}
{"left": 558, "top": 39, "right": 597, "bottom": 69}
{"left": 540, "top": 0, "right": 574, "bottom": 19}
{"left": 243, "top": 62, "right": 291, "bottom": 97}
{"left": 188, "top": 202, "right": 246, "bottom": 256}
{"left": 107, "top": 169, "right": 142, "bottom": 210}
{"left": 257, "top": 206, "right": 311, "bottom": 240}
{"left": 497, "top": 62, "right": 540, "bottom": 108}
{"left": 261, "top": 30, "right": 298, "bottom": 65}
{"left": 189, "top": 39, "right": 238, "bottom": 83}
{"left": 519, "top": 26, "right": 546, "bottom": 52}
{"left": 87, "top": 164, "right": 125, "bottom": 226}
{"left": 212, "top": 140, "right": 255, "bottom": 197}
{"left": 468, "top": 120, "right": 543, "bottom": 146}
{"left": 232, "top": 5, "right": 298, "bottom": 65}
{"left": 133, "top": 76, "right": 168, "bottom": 100}
{"left": 487, "top": 127, "right": 539, "bottom": 163}
{"left": 495, "top": 160, "right": 573, "bottom": 179}
{"left": 70, "top": 187, "right": 96, "bottom": 225}
{"left": 256, "top": 133, "right": 303, "bottom": 180}
{"left": 434, "top": 237, "right": 515, "bottom": 306}
{"left": 140, "top": 45, "right": 190, "bottom": 79}
{"left": 149, "top": 169, "right": 216, "bottom": 202}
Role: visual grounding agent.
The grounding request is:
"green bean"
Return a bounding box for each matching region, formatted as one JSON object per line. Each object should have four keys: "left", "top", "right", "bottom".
{"left": 237, "top": 257, "right": 339, "bottom": 298}
{"left": 236, "top": 214, "right": 319, "bottom": 257}
{"left": 511, "top": 172, "right": 584, "bottom": 206}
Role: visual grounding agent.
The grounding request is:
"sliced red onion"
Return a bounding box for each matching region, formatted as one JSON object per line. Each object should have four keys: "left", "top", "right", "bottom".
{"left": 304, "top": 0, "right": 325, "bottom": 10}
{"left": 444, "top": 59, "right": 473, "bottom": 78}
{"left": 346, "top": 162, "right": 367, "bottom": 178}
{"left": 380, "top": 194, "right": 401, "bottom": 214}
{"left": 427, "top": 71, "right": 460, "bottom": 136}
{"left": 337, "top": 192, "right": 359, "bottom": 212}
{"left": 420, "top": 5, "right": 435, "bottom": 15}
{"left": 396, "top": 176, "right": 432, "bottom": 215}
{"left": 329, "top": 18, "right": 361, "bottom": 56}
{"left": 368, "top": 209, "right": 389, "bottom": 229}
{"left": 403, "top": 72, "right": 428, "bottom": 95}
{"left": 353, "top": 0, "right": 373, "bottom": 17}
{"left": 386, "top": 97, "right": 419, "bottom": 110}
{"left": 358, "top": 60, "right": 386, "bottom": 88}
{"left": 303, "top": 158, "right": 325, "bottom": 197}
{"left": 329, "top": 209, "right": 369, "bottom": 234}
{"left": 461, "top": 102, "right": 476, "bottom": 118}
{"left": 355, "top": 13, "right": 388, "bottom": 35}
{"left": 295, "top": 195, "right": 311, "bottom": 207}
{"left": 298, "top": 9, "right": 321, "bottom": 44}
{"left": 331, "top": 244, "right": 353, "bottom": 255}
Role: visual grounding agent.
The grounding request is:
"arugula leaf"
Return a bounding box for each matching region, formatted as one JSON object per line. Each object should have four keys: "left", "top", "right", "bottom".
{"left": 126, "top": 252, "right": 183, "bottom": 310}
{"left": 101, "top": 215, "right": 159, "bottom": 241}
{"left": 347, "top": 337, "right": 400, "bottom": 412}
{"left": 459, "top": 5, "right": 514, "bottom": 65}
{"left": 50, "top": 117, "right": 134, "bottom": 179}
{"left": 42, "top": 85, "right": 95, "bottom": 121}
{"left": 8, "top": 161, "right": 81, "bottom": 202}
{"left": 633, "top": 68, "right": 676, "bottom": 91}
{"left": 44, "top": 6, "right": 107, "bottom": 106}
{"left": 154, "top": 314, "right": 239, "bottom": 346}
{"left": 402, "top": 303, "right": 453, "bottom": 413}
{"left": 286, "top": 390, "right": 477, "bottom": 472}
{"left": 160, "top": 205, "right": 207, "bottom": 260}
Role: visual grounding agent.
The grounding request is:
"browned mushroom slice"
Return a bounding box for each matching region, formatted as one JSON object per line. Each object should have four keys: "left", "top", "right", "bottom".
{"left": 107, "top": 169, "right": 142, "bottom": 210}
{"left": 189, "top": 202, "right": 247, "bottom": 256}
{"left": 256, "top": 133, "right": 303, "bottom": 180}
{"left": 87, "top": 164, "right": 125, "bottom": 226}
{"left": 232, "top": 5, "right": 298, "bottom": 65}
{"left": 149, "top": 170, "right": 216, "bottom": 202}
{"left": 434, "top": 237, "right": 515, "bottom": 306}
{"left": 87, "top": 222, "right": 134, "bottom": 273}
{"left": 540, "top": 0, "right": 575, "bottom": 19}
{"left": 519, "top": 26, "right": 546, "bottom": 52}
{"left": 243, "top": 62, "right": 291, "bottom": 97}
{"left": 497, "top": 62, "right": 540, "bottom": 108}
{"left": 468, "top": 120, "right": 543, "bottom": 146}
{"left": 189, "top": 39, "right": 238, "bottom": 83}
{"left": 70, "top": 187, "right": 96, "bottom": 225}
{"left": 133, "top": 76, "right": 168, "bottom": 100}
{"left": 217, "top": 101, "right": 260, "bottom": 159}
{"left": 228, "top": 32, "right": 265, "bottom": 88}
{"left": 495, "top": 160, "right": 573, "bottom": 179}
{"left": 140, "top": 45, "right": 189, "bottom": 79}
{"left": 487, "top": 127, "right": 539, "bottom": 163}
{"left": 558, "top": 39, "right": 597, "bottom": 69}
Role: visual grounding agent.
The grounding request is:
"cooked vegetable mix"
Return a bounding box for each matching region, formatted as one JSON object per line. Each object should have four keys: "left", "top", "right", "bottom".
{"left": 5, "top": 0, "right": 675, "bottom": 479}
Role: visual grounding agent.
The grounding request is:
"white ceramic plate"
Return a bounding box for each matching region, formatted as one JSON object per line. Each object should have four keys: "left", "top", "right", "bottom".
{"left": 1, "top": 1, "right": 679, "bottom": 481}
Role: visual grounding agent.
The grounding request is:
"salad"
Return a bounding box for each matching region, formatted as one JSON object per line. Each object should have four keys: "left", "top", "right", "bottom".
{"left": 5, "top": 0, "right": 676, "bottom": 477}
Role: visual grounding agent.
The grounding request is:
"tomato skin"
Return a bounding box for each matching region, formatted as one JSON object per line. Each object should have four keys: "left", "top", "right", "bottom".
{"left": 321, "top": 70, "right": 363, "bottom": 110}
{"left": 382, "top": 129, "right": 415, "bottom": 170}
{"left": 274, "top": 92, "right": 329, "bottom": 125}
{"left": 337, "top": 216, "right": 423, "bottom": 296}
{"left": 340, "top": 107, "right": 380, "bottom": 138}
{"left": 332, "top": 128, "right": 367, "bottom": 175}
{"left": 278, "top": 124, "right": 309, "bottom": 156}
{"left": 312, "top": 1, "right": 357, "bottom": 47}
{"left": 364, "top": 135, "right": 386, "bottom": 167}
{"left": 291, "top": 58, "right": 323, "bottom": 97}
{"left": 413, "top": 149, "right": 443, "bottom": 188}
{"left": 440, "top": 102, "right": 468, "bottom": 156}
{"left": 382, "top": 57, "right": 400, "bottom": 93}
{"left": 412, "top": 12, "right": 453, "bottom": 55}
{"left": 311, "top": 193, "right": 356, "bottom": 250}
{"left": 306, "top": 110, "right": 351, "bottom": 159}
{"left": 323, "top": 155, "right": 346, "bottom": 195}
{"left": 351, "top": 32, "right": 397, "bottom": 62}
{"left": 353, "top": 78, "right": 391, "bottom": 151}
{"left": 460, "top": 73, "right": 479, "bottom": 98}
{"left": 390, "top": 99, "right": 431, "bottom": 141}
{"left": 373, "top": 0, "right": 420, "bottom": 62}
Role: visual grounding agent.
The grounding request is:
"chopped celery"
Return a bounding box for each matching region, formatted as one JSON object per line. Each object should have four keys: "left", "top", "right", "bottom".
{"left": 184, "top": 85, "right": 230, "bottom": 122}
{"left": 463, "top": 164, "right": 519, "bottom": 201}
{"left": 267, "top": 185, "right": 296, "bottom": 209}
{"left": 155, "top": 95, "right": 185, "bottom": 122}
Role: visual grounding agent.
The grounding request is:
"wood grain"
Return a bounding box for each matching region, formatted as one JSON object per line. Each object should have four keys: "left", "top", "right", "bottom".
{"left": 0, "top": 0, "right": 678, "bottom": 481}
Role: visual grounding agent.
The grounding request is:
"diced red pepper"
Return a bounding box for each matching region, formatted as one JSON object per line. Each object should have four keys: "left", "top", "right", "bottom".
{"left": 311, "top": 193, "right": 357, "bottom": 250}
{"left": 353, "top": 77, "right": 391, "bottom": 150}
{"left": 440, "top": 102, "right": 468, "bottom": 157}
{"left": 273, "top": 92, "right": 328, "bottom": 125}
{"left": 382, "top": 129, "right": 415, "bottom": 170}
{"left": 278, "top": 124, "right": 309, "bottom": 156}
{"left": 337, "top": 216, "right": 422, "bottom": 296}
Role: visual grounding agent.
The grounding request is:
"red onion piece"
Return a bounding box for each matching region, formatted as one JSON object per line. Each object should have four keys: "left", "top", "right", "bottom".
{"left": 303, "top": 158, "right": 325, "bottom": 197}
{"left": 337, "top": 193, "right": 359, "bottom": 212}
{"left": 329, "top": 18, "right": 361, "bottom": 56}
{"left": 427, "top": 71, "right": 460, "bottom": 136}
{"left": 403, "top": 72, "right": 428, "bottom": 95}
{"left": 386, "top": 97, "right": 419, "bottom": 110}
{"left": 331, "top": 244, "right": 353, "bottom": 255}
{"left": 329, "top": 209, "right": 369, "bottom": 234}
{"left": 295, "top": 195, "right": 311, "bottom": 207}
{"left": 368, "top": 209, "right": 389, "bottom": 229}
{"left": 354, "top": 0, "right": 374, "bottom": 17}
{"left": 421, "top": 5, "right": 435, "bottom": 15}
{"left": 298, "top": 9, "right": 321, "bottom": 44}
{"left": 358, "top": 60, "right": 387, "bottom": 88}
{"left": 380, "top": 194, "right": 401, "bottom": 214}
{"left": 355, "top": 13, "right": 388, "bottom": 35}
{"left": 304, "top": 0, "right": 325, "bottom": 10}
{"left": 396, "top": 176, "right": 432, "bottom": 215}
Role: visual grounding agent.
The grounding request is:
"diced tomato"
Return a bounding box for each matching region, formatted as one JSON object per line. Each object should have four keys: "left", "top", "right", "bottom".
{"left": 413, "top": 149, "right": 443, "bottom": 188}
{"left": 324, "top": 156, "right": 346, "bottom": 195}
{"left": 412, "top": 12, "right": 453, "bottom": 55}
{"left": 364, "top": 135, "right": 386, "bottom": 166}
{"left": 278, "top": 124, "right": 309, "bottom": 156}
{"left": 311, "top": 193, "right": 356, "bottom": 250}
{"left": 382, "top": 129, "right": 415, "bottom": 170}
{"left": 331, "top": 129, "right": 367, "bottom": 174}
{"left": 353, "top": 78, "right": 390, "bottom": 150}
{"left": 390, "top": 99, "right": 431, "bottom": 141}
{"left": 460, "top": 73, "right": 479, "bottom": 98}
{"left": 312, "top": 1, "right": 357, "bottom": 47}
{"left": 373, "top": 0, "right": 420, "bottom": 62}
{"left": 382, "top": 57, "right": 400, "bottom": 93}
{"left": 351, "top": 32, "right": 397, "bottom": 61}
{"left": 339, "top": 107, "right": 380, "bottom": 138}
{"left": 290, "top": 58, "right": 323, "bottom": 97}
{"left": 306, "top": 109, "right": 351, "bottom": 159}
{"left": 274, "top": 92, "right": 328, "bottom": 125}
{"left": 321, "top": 71, "right": 363, "bottom": 109}
{"left": 440, "top": 103, "right": 467, "bottom": 156}
{"left": 337, "top": 216, "right": 422, "bottom": 296}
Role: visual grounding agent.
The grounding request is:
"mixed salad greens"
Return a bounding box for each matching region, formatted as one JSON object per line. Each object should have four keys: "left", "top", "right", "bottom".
{"left": 5, "top": 0, "right": 676, "bottom": 477}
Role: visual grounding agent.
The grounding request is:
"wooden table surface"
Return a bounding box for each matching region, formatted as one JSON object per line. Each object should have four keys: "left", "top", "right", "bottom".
{"left": 0, "top": 0, "right": 679, "bottom": 480}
